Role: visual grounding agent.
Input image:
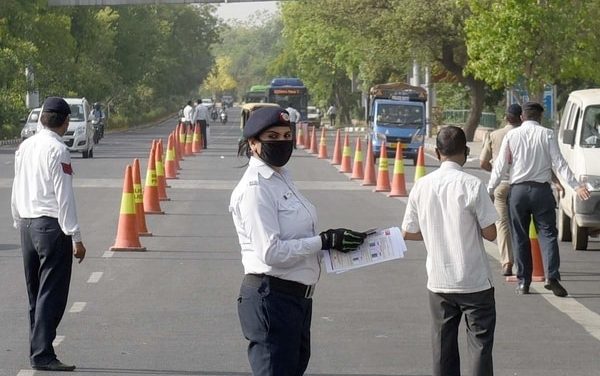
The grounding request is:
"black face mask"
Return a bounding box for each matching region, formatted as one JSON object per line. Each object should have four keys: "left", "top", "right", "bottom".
{"left": 259, "top": 140, "right": 294, "bottom": 167}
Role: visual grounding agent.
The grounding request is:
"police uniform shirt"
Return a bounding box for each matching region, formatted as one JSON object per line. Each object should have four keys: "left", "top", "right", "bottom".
{"left": 11, "top": 128, "right": 81, "bottom": 242}
{"left": 229, "top": 157, "right": 322, "bottom": 285}
{"left": 193, "top": 104, "right": 209, "bottom": 122}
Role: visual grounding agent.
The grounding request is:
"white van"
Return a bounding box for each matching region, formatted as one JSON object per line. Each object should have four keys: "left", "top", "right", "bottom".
{"left": 39, "top": 97, "right": 94, "bottom": 158}
{"left": 556, "top": 89, "right": 600, "bottom": 250}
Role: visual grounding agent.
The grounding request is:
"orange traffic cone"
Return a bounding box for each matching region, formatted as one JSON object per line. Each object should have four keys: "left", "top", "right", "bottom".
{"left": 192, "top": 123, "right": 202, "bottom": 154}
{"left": 143, "top": 145, "right": 164, "bottom": 214}
{"left": 185, "top": 126, "right": 193, "bottom": 156}
{"left": 155, "top": 140, "right": 170, "bottom": 201}
{"left": 110, "top": 165, "right": 146, "bottom": 251}
{"left": 339, "top": 133, "right": 352, "bottom": 173}
{"left": 374, "top": 142, "right": 391, "bottom": 192}
{"left": 414, "top": 146, "right": 426, "bottom": 181}
{"left": 351, "top": 137, "right": 364, "bottom": 180}
{"left": 309, "top": 126, "right": 318, "bottom": 154}
{"left": 318, "top": 128, "right": 328, "bottom": 159}
{"left": 507, "top": 217, "right": 545, "bottom": 283}
{"left": 165, "top": 133, "right": 178, "bottom": 179}
{"left": 303, "top": 124, "right": 310, "bottom": 148}
{"left": 178, "top": 123, "right": 186, "bottom": 161}
{"left": 330, "top": 129, "right": 342, "bottom": 165}
{"left": 296, "top": 125, "right": 304, "bottom": 148}
{"left": 388, "top": 142, "right": 408, "bottom": 197}
{"left": 172, "top": 130, "right": 181, "bottom": 171}
{"left": 132, "top": 159, "right": 151, "bottom": 236}
{"left": 361, "top": 137, "right": 377, "bottom": 186}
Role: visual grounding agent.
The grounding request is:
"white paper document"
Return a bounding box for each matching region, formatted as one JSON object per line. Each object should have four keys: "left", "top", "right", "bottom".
{"left": 322, "top": 227, "right": 407, "bottom": 273}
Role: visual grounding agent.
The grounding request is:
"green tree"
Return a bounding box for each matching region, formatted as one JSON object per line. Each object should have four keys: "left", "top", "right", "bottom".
{"left": 203, "top": 55, "right": 237, "bottom": 97}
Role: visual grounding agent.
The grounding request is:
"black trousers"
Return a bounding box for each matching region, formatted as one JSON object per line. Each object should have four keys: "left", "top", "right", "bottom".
{"left": 237, "top": 277, "right": 312, "bottom": 376}
{"left": 508, "top": 182, "right": 560, "bottom": 285}
{"left": 429, "top": 288, "right": 496, "bottom": 376}
{"left": 199, "top": 120, "right": 208, "bottom": 148}
{"left": 20, "top": 217, "right": 73, "bottom": 366}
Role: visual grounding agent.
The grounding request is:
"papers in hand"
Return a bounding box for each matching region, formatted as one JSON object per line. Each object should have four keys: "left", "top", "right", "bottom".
{"left": 322, "top": 227, "right": 406, "bottom": 273}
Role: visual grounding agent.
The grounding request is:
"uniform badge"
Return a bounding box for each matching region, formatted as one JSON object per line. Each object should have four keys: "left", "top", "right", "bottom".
{"left": 61, "top": 163, "right": 73, "bottom": 175}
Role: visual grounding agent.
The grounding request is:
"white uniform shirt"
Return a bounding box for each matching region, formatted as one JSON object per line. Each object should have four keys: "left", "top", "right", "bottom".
{"left": 402, "top": 161, "right": 497, "bottom": 293}
{"left": 193, "top": 104, "right": 209, "bottom": 122}
{"left": 11, "top": 128, "right": 81, "bottom": 242}
{"left": 488, "top": 120, "right": 578, "bottom": 192}
{"left": 229, "top": 157, "right": 322, "bottom": 285}
{"left": 286, "top": 107, "right": 300, "bottom": 123}
{"left": 183, "top": 104, "right": 194, "bottom": 122}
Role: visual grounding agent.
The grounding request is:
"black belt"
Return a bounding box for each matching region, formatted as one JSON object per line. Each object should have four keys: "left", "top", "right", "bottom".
{"left": 243, "top": 274, "right": 315, "bottom": 299}
{"left": 511, "top": 181, "right": 549, "bottom": 186}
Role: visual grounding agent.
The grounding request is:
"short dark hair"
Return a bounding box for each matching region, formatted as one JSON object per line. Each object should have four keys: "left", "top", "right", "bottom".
{"left": 436, "top": 125, "right": 467, "bottom": 156}
{"left": 522, "top": 102, "right": 544, "bottom": 122}
{"left": 40, "top": 112, "right": 67, "bottom": 129}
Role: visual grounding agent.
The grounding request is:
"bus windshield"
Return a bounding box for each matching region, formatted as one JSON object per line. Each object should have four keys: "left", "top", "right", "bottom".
{"left": 376, "top": 103, "right": 423, "bottom": 128}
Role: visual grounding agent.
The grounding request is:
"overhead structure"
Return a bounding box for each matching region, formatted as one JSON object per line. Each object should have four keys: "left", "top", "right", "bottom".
{"left": 49, "top": 0, "right": 279, "bottom": 5}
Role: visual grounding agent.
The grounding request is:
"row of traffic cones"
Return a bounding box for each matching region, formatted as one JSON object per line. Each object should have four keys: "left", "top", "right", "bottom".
{"left": 110, "top": 121, "right": 205, "bottom": 252}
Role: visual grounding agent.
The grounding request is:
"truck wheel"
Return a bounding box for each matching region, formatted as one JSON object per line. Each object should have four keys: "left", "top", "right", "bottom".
{"left": 571, "top": 218, "right": 588, "bottom": 251}
{"left": 557, "top": 205, "right": 571, "bottom": 242}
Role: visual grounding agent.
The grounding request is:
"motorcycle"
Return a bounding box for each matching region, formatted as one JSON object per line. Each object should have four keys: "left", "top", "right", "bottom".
{"left": 220, "top": 110, "right": 228, "bottom": 124}
{"left": 91, "top": 118, "right": 105, "bottom": 144}
{"left": 210, "top": 107, "right": 219, "bottom": 121}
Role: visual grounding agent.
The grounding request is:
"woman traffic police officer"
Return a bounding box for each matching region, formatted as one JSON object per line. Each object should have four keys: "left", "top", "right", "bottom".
{"left": 229, "top": 107, "right": 366, "bottom": 376}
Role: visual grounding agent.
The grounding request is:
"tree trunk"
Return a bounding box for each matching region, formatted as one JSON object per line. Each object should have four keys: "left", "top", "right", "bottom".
{"left": 463, "top": 78, "right": 486, "bottom": 142}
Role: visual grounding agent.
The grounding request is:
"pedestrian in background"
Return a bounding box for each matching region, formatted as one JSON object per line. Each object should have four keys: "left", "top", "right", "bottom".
{"left": 229, "top": 107, "right": 366, "bottom": 376}
{"left": 402, "top": 126, "right": 498, "bottom": 376}
{"left": 183, "top": 100, "right": 193, "bottom": 131}
{"left": 479, "top": 103, "right": 522, "bottom": 276}
{"left": 326, "top": 103, "right": 337, "bottom": 127}
{"left": 488, "top": 102, "right": 591, "bottom": 297}
{"left": 193, "top": 98, "right": 209, "bottom": 148}
{"left": 11, "top": 97, "right": 87, "bottom": 372}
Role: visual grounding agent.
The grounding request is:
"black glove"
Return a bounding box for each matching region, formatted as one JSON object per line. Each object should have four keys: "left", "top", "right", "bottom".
{"left": 320, "top": 228, "right": 367, "bottom": 253}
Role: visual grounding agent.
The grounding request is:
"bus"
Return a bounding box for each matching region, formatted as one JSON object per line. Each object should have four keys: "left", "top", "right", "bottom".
{"left": 266, "top": 77, "right": 309, "bottom": 121}
{"left": 244, "top": 85, "right": 268, "bottom": 103}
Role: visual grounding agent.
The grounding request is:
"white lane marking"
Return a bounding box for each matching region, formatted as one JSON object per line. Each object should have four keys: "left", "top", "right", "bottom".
{"left": 69, "top": 302, "right": 86, "bottom": 313}
{"left": 52, "top": 335, "right": 65, "bottom": 347}
{"left": 483, "top": 242, "right": 600, "bottom": 342}
{"left": 87, "top": 272, "right": 103, "bottom": 283}
{"left": 102, "top": 251, "right": 114, "bottom": 258}
{"left": 16, "top": 370, "right": 35, "bottom": 376}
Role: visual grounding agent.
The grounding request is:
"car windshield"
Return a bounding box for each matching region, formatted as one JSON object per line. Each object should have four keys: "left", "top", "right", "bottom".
{"left": 376, "top": 104, "right": 423, "bottom": 128}
{"left": 26, "top": 109, "right": 40, "bottom": 125}
{"left": 69, "top": 104, "right": 85, "bottom": 121}
{"left": 580, "top": 105, "right": 600, "bottom": 148}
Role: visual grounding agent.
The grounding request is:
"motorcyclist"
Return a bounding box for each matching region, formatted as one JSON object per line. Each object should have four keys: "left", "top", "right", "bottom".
{"left": 90, "top": 102, "right": 105, "bottom": 142}
{"left": 219, "top": 107, "right": 228, "bottom": 124}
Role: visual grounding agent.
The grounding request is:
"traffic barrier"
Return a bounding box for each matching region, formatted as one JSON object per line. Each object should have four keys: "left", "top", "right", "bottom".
{"left": 414, "top": 146, "right": 426, "bottom": 181}
{"left": 184, "top": 126, "right": 194, "bottom": 156}
{"left": 155, "top": 140, "right": 170, "bottom": 201}
{"left": 361, "top": 137, "right": 377, "bottom": 186}
{"left": 143, "top": 145, "right": 164, "bottom": 214}
{"left": 388, "top": 142, "right": 407, "bottom": 197}
{"left": 351, "top": 137, "right": 364, "bottom": 180}
{"left": 330, "top": 129, "right": 342, "bottom": 165}
{"left": 507, "top": 217, "right": 545, "bottom": 283}
{"left": 339, "top": 133, "right": 352, "bottom": 173}
{"left": 165, "top": 133, "right": 178, "bottom": 179}
{"left": 309, "top": 126, "right": 318, "bottom": 154}
{"left": 192, "top": 123, "right": 202, "bottom": 154}
{"left": 132, "top": 158, "right": 151, "bottom": 236}
{"left": 374, "top": 141, "right": 391, "bottom": 192}
{"left": 296, "top": 124, "right": 304, "bottom": 148}
{"left": 318, "top": 128, "right": 328, "bottom": 159}
{"left": 109, "top": 165, "right": 146, "bottom": 252}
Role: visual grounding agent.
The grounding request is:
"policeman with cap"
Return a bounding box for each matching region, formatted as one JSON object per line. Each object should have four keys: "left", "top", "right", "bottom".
{"left": 11, "top": 97, "right": 87, "bottom": 372}
{"left": 229, "top": 106, "right": 366, "bottom": 375}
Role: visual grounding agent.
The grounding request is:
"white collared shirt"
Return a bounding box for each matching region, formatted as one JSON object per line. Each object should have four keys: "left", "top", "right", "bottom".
{"left": 402, "top": 161, "right": 497, "bottom": 293}
{"left": 193, "top": 104, "right": 208, "bottom": 121}
{"left": 11, "top": 128, "right": 81, "bottom": 242}
{"left": 229, "top": 157, "right": 322, "bottom": 285}
{"left": 488, "top": 120, "right": 578, "bottom": 192}
{"left": 183, "top": 105, "right": 194, "bottom": 122}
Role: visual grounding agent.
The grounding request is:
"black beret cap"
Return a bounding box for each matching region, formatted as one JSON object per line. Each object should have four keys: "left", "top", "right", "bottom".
{"left": 507, "top": 103, "right": 522, "bottom": 116}
{"left": 243, "top": 107, "right": 291, "bottom": 138}
{"left": 42, "top": 97, "right": 71, "bottom": 115}
{"left": 522, "top": 101, "right": 544, "bottom": 113}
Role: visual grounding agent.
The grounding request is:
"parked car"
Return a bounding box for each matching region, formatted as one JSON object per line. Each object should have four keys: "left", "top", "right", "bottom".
{"left": 307, "top": 105, "right": 322, "bottom": 128}
{"left": 556, "top": 88, "right": 600, "bottom": 250}
{"left": 20, "top": 107, "right": 42, "bottom": 140}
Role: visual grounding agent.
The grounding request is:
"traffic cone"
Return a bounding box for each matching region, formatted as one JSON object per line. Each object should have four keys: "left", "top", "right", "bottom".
{"left": 143, "top": 145, "right": 164, "bottom": 214}
{"left": 185, "top": 126, "right": 193, "bottom": 156}
{"left": 330, "top": 129, "right": 342, "bottom": 165}
{"left": 318, "top": 128, "right": 328, "bottom": 159}
{"left": 507, "top": 217, "right": 545, "bottom": 283}
{"left": 110, "top": 165, "right": 146, "bottom": 252}
{"left": 309, "top": 126, "right": 318, "bottom": 154}
{"left": 350, "top": 137, "right": 364, "bottom": 180}
{"left": 132, "top": 159, "right": 151, "bottom": 236}
{"left": 296, "top": 125, "right": 304, "bottom": 148}
{"left": 374, "top": 141, "right": 391, "bottom": 192}
{"left": 388, "top": 142, "right": 408, "bottom": 197}
{"left": 172, "top": 130, "right": 181, "bottom": 171}
{"left": 178, "top": 123, "right": 186, "bottom": 160}
{"left": 303, "top": 124, "right": 310, "bottom": 148}
{"left": 362, "top": 137, "right": 377, "bottom": 186}
{"left": 414, "top": 146, "right": 426, "bottom": 181}
{"left": 165, "top": 133, "right": 178, "bottom": 179}
{"left": 339, "top": 133, "right": 352, "bottom": 173}
{"left": 192, "top": 123, "right": 202, "bottom": 154}
{"left": 155, "top": 140, "right": 170, "bottom": 201}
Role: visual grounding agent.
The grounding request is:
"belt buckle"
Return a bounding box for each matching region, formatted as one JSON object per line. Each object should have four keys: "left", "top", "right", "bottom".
{"left": 304, "top": 285, "right": 315, "bottom": 299}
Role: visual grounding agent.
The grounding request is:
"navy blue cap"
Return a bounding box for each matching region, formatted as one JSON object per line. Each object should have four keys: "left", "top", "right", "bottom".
{"left": 42, "top": 97, "right": 71, "bottom": 115}
{"left": 522, "top": 101, "right": 544, "bottom": 113}
{"left": 507, "top": 103, "right": 522, "bottom": 116}
{"left": 243, "top": 107, "right": 291, "bottom": 138}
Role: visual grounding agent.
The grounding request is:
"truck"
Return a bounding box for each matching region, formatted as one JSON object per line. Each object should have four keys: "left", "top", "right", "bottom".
{"left": 367, "top": 82, "right": 427, "bottom": 165}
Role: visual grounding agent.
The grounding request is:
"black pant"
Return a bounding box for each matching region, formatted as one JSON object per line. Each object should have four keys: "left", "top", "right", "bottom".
{"left": 429, "top": 288, "right": 496, "bottom": 376}
{"left": 21, "top": 217, "right": 73, "bottom": 366}
{"left": 199, "top": 120, "right": 208, "bottom": 148}
{"left": 508, "top": 182, "right": 560, "bottom": 285}
{"left": 237, "top": 276, "right": 312, "bottom": 376}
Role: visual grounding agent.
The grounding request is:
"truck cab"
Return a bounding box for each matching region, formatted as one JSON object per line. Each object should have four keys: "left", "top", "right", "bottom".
{"left": 368, "top": 83, "right": 426, "bottom": 165}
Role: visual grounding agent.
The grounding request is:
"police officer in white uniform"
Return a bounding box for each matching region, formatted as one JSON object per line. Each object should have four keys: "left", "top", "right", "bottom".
{"left": 11, "top": 97, "right": 87, "bottom": 372}
{"left": 229, "top": 107, "right": 366, "bottom": 376}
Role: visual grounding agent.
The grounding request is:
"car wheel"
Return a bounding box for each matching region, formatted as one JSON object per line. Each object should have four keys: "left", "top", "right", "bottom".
{"left": 557, "top": 205, "right": 571, "bottom": 242}
{"left": 571, "top": 216, "right": 588, "bottom": 251}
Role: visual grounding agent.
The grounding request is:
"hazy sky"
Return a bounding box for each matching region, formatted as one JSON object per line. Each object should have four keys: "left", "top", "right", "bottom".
{"left": 215, "top": 1, "right": 279, "bottom": 23}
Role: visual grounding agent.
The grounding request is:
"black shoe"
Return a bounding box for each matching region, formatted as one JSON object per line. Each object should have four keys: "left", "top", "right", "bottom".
{"left": 516, "top": 282, "right": 530, "bottom": 295}
{"left": 32, "top": 359, "right": 76, "bottom": 372}
{"left": 545, "top": 279, "right": 568, "bottom": 297}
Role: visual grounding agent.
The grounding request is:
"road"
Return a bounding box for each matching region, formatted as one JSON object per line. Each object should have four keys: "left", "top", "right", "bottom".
{"left": 0, "top": 107, "right": 598, "bottom": 376}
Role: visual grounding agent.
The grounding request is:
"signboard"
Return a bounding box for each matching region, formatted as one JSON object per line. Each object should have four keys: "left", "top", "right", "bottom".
{"left": 508, "top": 84, "right": 555, "bottom": 120}
{"left": 273, "top": 88, "right": 301, "bottom": 95}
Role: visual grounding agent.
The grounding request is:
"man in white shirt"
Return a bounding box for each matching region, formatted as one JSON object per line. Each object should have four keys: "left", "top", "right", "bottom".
{"left": 402, "top": 125, "right": 498, "bottom": 376}
{"left": 488, "top": 102, "right": 590, "bottom": 297}
{"left": 11, "top": 97, "right": 87, "bottom": 372}
{"left": 183, "top": 100, "right": 193, "bottom": 130}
